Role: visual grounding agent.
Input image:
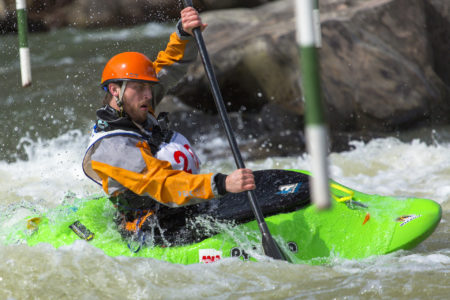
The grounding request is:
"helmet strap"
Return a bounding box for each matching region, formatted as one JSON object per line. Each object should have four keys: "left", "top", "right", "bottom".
{"left": 115, "top": 81, "right": 127, "bottom": 116}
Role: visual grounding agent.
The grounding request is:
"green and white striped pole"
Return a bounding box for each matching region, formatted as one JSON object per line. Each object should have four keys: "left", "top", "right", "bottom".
{"left": 296, "top": 0, "right": 331, "bottom": 209}
{"left": 16, "top": 0, "right": 32, "bottom": 87}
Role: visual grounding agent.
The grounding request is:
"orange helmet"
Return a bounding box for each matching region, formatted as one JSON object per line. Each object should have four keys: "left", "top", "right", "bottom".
{"left": 100, "top": 52, "right": 158, "bottom": 90}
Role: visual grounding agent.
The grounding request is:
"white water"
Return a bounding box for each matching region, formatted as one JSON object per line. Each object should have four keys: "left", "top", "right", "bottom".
{"left": 3, "top": 130, "right": 449, "bottom": 206}
{"left": 0, "top": 130, "right": 98, "bottom": 207}
{"left": 0, "top": 132, "right": 449, "bottom": 299}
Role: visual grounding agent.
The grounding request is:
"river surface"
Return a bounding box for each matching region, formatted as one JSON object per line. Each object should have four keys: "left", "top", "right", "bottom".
{"left": 0, "top": 23, "right": 449, "bottom": 299}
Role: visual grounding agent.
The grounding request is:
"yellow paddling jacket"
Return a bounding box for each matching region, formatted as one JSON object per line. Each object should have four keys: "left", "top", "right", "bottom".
{"left": 82, "top": 28, "right": 222, "bottom": 210}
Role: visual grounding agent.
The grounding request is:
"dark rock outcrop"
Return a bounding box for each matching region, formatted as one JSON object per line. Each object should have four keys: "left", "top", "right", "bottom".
{"left": 0, "top": 0, "right": 277, "bottom": 32}
{"left": 169, "top": 0, "right": 450, "bottom": 145}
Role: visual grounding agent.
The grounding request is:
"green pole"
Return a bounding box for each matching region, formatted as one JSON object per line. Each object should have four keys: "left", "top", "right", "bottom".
{"left": 16, "top": 0, "right": 32, "bottom": 87}
{"left": 296, "top": 0, "right": 330, "bottom": 209}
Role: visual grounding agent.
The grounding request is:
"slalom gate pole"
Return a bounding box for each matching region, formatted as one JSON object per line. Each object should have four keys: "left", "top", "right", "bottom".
{"left": 16, "top": 0, "right": 32, "bottom": 87}
{"left": 296, "top": 0, "right": 331, "bottom": 209}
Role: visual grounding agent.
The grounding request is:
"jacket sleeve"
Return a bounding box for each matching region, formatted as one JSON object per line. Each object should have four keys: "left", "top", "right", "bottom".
{"left": 89, "top": 136, "right": 216, "bottom": 207}
{"left": 151, "top": 24, "right": 198, "bottom": 107}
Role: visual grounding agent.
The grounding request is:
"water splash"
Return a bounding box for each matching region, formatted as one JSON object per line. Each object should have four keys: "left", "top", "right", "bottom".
{"left": 0, "top": 130, "right": 98, "bottom": 206}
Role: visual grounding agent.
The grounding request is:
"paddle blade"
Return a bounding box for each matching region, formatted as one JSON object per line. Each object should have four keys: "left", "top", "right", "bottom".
{"left": 261, "top": 231, "right": 290, "bottom": 261}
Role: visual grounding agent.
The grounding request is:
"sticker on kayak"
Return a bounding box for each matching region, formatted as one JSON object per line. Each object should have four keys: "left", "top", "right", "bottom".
{"left": 276, "top": 182, "right": 303, "bottom": 195}
{"left": 69, "top": 221, "right": 94, "bottom": 241}
{"left": 287, "top": 241, "right": 298, "bottom": 253}
{"left": 396, "top": 215, "right": 422, "bottom": 227}
{"left": 199, "top": 249, "right": 222, "bottom": 264}
{"left": 230, "top": 247, "right": 250, "bottom": 260}
{"left": 27, "top": 217, "right": 42, "bottom": 231}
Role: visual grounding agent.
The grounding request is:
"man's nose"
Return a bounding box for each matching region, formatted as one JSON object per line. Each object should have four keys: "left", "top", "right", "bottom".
{"left": 144, "top": 86, "right": 152, "bottom": 100}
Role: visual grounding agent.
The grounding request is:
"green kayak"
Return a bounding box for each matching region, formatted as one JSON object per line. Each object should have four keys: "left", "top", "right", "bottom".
{"left": 7, "top": 169, "right": 442, "bottom": 264}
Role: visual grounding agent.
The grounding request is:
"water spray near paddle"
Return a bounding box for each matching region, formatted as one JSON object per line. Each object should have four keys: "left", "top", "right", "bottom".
{"left": 182, "top": 0, "right": 288, "bottom": 261}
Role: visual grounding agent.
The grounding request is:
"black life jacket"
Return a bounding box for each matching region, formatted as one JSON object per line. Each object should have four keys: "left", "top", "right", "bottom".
{"left": 95, "top": 105, "right": 173, "bottom": 155}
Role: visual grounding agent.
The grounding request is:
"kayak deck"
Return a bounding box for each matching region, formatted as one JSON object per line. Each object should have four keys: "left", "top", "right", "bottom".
{"left": 7, "top": 169, "right": 442, "bottom": 264}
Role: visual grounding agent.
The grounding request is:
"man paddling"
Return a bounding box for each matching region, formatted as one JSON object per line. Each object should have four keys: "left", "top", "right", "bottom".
{"left": 82, "top": 7, "right": 255, "bottom": 244}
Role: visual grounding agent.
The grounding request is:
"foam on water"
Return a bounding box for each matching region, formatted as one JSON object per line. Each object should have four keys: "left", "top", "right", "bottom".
{"left": 1, "top": 240, "right": 447, "bottom": 299}
{"left": 0, "top": 130, "right": 98, "bottom": 206}
{"left": 248, "top": 137, "right": 450, "bottom": 205}
{"left": 0, "top": 132, "right": 448, "bottom": 298}
{"left": 72, "top": 22, "right": 174, "bottom": 43}
{"left": 329, "top": 138, "right": 450, "bottom": 204}
{"left": 1, "top": 131, "right": 449, "bottom": 207}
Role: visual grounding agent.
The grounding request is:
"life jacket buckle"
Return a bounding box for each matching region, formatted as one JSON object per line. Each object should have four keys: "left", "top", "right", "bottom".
{"left": 157, "top": 112, "right": 170, "bottom": 131}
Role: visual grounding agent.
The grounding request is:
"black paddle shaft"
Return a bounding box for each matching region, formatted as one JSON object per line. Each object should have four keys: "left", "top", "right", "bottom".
{"left": 182, "top": 0, "right": 287, "bottom": 261}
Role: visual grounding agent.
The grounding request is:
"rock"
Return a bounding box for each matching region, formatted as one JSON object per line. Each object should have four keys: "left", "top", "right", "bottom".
{"left": 198, "top": 0, "right": 276, "bottom": 10}
{"left": 165, "top": 102, "right": 306, "bottom": 160}
{"left": 424, "top": 0, "right": 450, "bottom": 87}
{"left": 170, "top": 0, "right": 450, "bottom": 139}
{"left": 171, "top": 1, "right": 303, "bottom": 115}
{"left": 35, "top": 0, "right": 184, "bottom": 29}
{"left": 320, "top": 0, "right": 450, "bottom": 131}
{"left": 0, "top": 0, "right": 276, "bottom": 32}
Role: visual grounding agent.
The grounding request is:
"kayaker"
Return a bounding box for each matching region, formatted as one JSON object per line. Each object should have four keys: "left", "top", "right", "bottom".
{"left": 82, "top": 7, "right": 255, "bottom": 245}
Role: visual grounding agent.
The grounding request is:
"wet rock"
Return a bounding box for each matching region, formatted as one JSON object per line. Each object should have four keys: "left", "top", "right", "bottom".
{"left": 170, "top": 0, "right": 450, "bottom": 141}
{"left": 424, "top": 0, "right": 450, "bottom": 87}
{"left": 0, "top": 0, "right": 276, "bottom": 31}
{"left": 171, "top": 1, "right": 303, "bottom": 115}
{"left": 198, "top": 0, "right": 275, "bottom": 10}
{"left": 165, "top": 101, "right": 306, "bottom": 160}
{"left": 320, "top": 0, "right": 450, "bottom": 132}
